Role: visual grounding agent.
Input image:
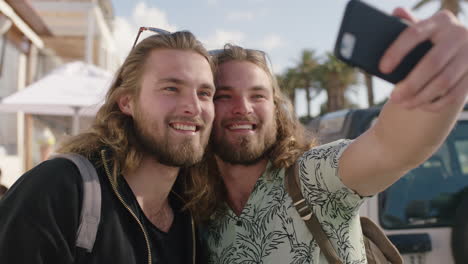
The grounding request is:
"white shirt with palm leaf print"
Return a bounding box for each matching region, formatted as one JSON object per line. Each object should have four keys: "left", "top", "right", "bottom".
{"left": 204, "top": 139, "right": 370, "bottom": 264}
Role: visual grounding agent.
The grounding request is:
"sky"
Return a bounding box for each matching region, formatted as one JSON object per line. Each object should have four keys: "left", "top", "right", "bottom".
{"left": 110, "top": 0, "right": 468, "bottom": 117}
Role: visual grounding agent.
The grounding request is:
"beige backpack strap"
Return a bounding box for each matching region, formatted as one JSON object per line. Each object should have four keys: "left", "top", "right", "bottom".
{"left": 286, "top": 163, "right": 343, "bottom": 264}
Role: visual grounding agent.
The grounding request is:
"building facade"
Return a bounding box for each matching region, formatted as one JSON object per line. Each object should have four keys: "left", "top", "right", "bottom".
{"left": 0, "top": 0, "right": 119, "bottom": 187}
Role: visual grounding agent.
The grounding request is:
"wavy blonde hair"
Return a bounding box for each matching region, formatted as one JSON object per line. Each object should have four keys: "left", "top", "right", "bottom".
{"left": 58, "top": 31, "right": 215, "bottom": 184}
{"left": 184, "top": 44, "right": 317, "bottom": 222}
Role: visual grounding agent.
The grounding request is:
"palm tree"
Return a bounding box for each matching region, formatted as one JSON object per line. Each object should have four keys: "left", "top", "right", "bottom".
{"left": 413, "top": 0, "right": 468, "bottom": 15}
{"left": 296, "top": 50, "right": 320, "bottom": 118}
{"left": 363, "top": 72, "right": 375, "bottom": 107}
{"left": 277, "top": 68, "right": 299, "bottom": 109}
{"left": 314, "top": 53, "right": 359, "bottom": 113}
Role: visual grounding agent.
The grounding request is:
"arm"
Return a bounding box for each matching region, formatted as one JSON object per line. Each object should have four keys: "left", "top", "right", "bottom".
{"left": 0, "top": 160, "right": 82, "bottom": 263}
{"left": 340, "top": 8, "right": 468, "bottom": 197}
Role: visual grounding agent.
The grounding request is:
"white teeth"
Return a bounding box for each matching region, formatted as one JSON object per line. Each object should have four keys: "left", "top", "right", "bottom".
{"left": 229, "top": 124, "right": 253, "bottom": 130}
{"left": 172, "top": 124, "right": 196, "bottom": 131}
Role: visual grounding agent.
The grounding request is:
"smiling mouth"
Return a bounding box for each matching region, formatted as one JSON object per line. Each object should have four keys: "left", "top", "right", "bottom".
{"left": 227, "top": 124, "right": 257, "bottom": 131}
{"left": 170, "top": 123, "right": 200, "bottom": 132}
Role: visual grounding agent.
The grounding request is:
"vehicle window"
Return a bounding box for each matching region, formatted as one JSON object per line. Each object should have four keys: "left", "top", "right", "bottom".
{"left": 455, "top": 141, "right": 468, "bottom": 174}
{"left": 379, "top": 121, "right": 468, "bottom": 229}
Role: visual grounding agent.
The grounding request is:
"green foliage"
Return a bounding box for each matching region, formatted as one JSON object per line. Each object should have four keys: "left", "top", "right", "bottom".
{"left": 313, "top": 53, "right": 359, "bottom": 92}
{"left": 277, "top": 50, "right": 361, "bottom": 115}
{"left": 413, "top": 0, "right": 468, "bottom": 16}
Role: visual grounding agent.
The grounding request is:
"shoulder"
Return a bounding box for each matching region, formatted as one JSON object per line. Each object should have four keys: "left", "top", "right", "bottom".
{"left": 1, "top": 158, "right": 83, "bottom": 207}
{"left": 23, "top": 158, "right": 82, "bottom": 189}
{"left": 296, "top": 139, "right": 366, "bottom": 210}
{"left": 300, "top": 139, "right": 353, "bottom": 163}
{"left": 0, "top": 158, "right": 87, "bottom": 260}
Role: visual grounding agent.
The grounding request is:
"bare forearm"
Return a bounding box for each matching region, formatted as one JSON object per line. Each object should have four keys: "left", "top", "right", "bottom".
{"left": 341, "top": 99, "right": 464, "bottom": 197}
{"left": 374, "top": 97, "right": 464, "bottom": 169}
{"left": 340, "top": 9, "right": 468, "bottom": 197}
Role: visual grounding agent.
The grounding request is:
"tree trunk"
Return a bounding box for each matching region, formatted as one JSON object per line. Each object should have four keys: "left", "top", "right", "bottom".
{"left": 289, "top": 89, "right": 296, "bottom": 114}
{"left": 339, "top": 84, "right": 346, "bottom": 110}
{"left": 326, "top": 73, "right": 344, "bottom": 112}
{"left": 364, "top": 73, "right": 374, "bottom": 107}
{"left": 305, "top": 80, "right": 311, "bottom": 118}
{"left": 326, "top": 86, "right": 339, "bottom": 112}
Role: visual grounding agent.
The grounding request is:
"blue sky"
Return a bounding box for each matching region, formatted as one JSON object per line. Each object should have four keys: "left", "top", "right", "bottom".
{"left": 110, "top": 0, "right": 467, "bottom": 116}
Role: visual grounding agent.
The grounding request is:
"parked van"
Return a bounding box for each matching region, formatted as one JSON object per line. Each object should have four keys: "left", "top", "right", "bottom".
{"left": 308, "top": 106, "right": 468, "bottom": 264}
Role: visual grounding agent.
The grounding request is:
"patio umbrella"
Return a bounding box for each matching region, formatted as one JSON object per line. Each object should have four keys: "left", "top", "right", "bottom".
{"left": 0, "top": 61, "right": 114, "bottom": 134}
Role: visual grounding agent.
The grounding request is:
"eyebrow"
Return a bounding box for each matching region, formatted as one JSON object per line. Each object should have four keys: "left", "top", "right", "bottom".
{"left": 216, "top": 85, "right": 269, "bottom": 92}
{"left": 158, "top": 77, "right": 187, "bottom": 85}
{"left": 250, "top": 85, "right": 269, "bottom": 92}
{"left": 158, "top": 77, "right": 215, "bottom": 91}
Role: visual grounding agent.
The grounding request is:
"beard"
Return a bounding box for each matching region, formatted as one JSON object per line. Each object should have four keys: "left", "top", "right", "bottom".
{"left": 133, "top": 108, "right": 209, "bottom": 167}
{"left": 212, "top": 118, "right": 277, "bottom": 165}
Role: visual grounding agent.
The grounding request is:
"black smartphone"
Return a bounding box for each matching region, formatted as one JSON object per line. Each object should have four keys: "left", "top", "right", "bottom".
{"left": 334, "top": 0, "right": 433, "bottom": 84}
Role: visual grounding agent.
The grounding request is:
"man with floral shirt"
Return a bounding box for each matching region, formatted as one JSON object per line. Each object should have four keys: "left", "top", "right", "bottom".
{"left": 190, "top": 8, "right": 468, "bottom": 263}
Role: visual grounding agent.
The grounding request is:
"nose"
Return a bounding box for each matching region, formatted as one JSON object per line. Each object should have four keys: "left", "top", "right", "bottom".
{"left": 181, "top": 90, "right": 202, "bottom": 116}
{"left": 232, "top": 97, "right": 252, "bottom": 116}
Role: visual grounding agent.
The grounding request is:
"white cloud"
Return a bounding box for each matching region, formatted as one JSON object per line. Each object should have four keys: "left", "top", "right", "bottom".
{"left": 202, "top": 30, "right": 246, "bottom": 50}
{"left": 112, "top": 2, "right": 177, "bottom": 63}
{"left": 132, "top": 2, "right": 177, "bottom": 31}
{"left": 112, "top": 17, "right": 134, "bottom": 63}
{"left": 258, "top": 34, "right": 284, "bottom": 51}
{"left": 227, "top": 11, "right": 255, "bottom": 21}
{"left": 271, "top": 62, "right": 285, "bottom": 75}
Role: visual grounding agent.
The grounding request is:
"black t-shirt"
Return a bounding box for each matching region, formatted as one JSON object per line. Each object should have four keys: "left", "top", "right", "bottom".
{"left": 119, "top": 178, "right": 192, "bottom": 264}
{"left": 143, "top": 196, "right": 191, "bottom": 264}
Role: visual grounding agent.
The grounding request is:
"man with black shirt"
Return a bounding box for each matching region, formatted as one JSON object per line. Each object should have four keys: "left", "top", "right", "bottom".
{"left": 0, "top": 29, "right": 215, "bottom": 264}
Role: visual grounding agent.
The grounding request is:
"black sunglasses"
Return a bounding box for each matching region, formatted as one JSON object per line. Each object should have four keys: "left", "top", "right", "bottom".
{"left": 132, "top": 27, "right": 274, "bottom": 72}
{"left": 132, "top": 27, "right": 172, "bottom": 48}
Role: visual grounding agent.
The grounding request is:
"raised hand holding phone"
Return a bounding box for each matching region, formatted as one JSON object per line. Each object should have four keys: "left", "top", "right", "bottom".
{"left": 380, "top": 8, "right": 468, "bottom": 111}
{"left": 334, "top": 0, "right": 433, "bottom": 84}
{"left": 335, "top": 0, "right": 468, "bottom": 112}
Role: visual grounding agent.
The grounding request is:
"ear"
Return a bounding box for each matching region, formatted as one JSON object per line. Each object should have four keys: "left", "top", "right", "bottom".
{"left": 118, "top": 94, "right": 134, "bottom": 116}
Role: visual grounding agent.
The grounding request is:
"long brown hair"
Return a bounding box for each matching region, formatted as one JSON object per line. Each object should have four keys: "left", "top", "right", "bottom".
{"left": 185, "top": 44, "right": 317, "bottom": 221}
{"left": 58, "top": 31, "right": 215, "bottom": 183}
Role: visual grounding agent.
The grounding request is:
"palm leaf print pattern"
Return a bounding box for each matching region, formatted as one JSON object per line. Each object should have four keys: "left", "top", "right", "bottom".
{"left": 205, "top": 139, "right": 368, "bottom": 263}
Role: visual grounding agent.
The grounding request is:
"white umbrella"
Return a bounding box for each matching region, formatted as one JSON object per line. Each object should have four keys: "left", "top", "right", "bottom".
{"left": 0, "top": 61, "right": 113, "bottom": 134}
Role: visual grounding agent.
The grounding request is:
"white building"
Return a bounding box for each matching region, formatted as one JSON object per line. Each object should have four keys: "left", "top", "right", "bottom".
{"left": 0, "top": 0, "right": 58, "bottom": 187}
{"left": 0, "top": 0, "right": 119, "bottom": 188}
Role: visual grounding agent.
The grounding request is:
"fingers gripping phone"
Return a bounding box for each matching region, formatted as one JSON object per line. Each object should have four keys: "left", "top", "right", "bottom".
{"left": 334, "top": 0, "right": 433, "bottom": 84}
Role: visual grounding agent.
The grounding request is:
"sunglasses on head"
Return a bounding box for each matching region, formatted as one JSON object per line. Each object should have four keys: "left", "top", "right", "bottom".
{"left": 132, "top": 27, "right": 274, "bottom": 72}
{"left": 207, "top": 48, "right": 266, "bottom": 57}
{"left": 132, "top": 26, "right": 172, "bottom": 48}
{"left": 209, "top": 48, "right": 274, "bottom": 74}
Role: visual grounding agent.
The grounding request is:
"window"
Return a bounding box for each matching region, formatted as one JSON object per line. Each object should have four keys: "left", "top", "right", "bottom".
{"left": 379, "top": 121, "right": 468, "bottom": 229}
{"left": 455, "top": 141, "right": 468, "bottom": 174}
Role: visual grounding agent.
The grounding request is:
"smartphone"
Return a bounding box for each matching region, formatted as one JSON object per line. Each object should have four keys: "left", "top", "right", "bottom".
{"left": 334, "top": 0, "right": 433, "bottom": 84}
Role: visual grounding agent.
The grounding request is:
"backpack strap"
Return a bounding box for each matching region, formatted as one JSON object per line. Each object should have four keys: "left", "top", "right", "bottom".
{"left": 360, "top": 217, "right": 403, "bottom": 264}
{"left": 52, "top": 153, "right": 102, "bottom": 253}
{"left": 286, "top": 163, "right": 343, "bottom": 264}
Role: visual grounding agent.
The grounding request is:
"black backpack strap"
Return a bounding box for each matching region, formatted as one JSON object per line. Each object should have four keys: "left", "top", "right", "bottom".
{"left": 52, "top": 153, "right": 101, "bottom": 253}
{"left": 286, "top": 162, "right": 343, "bottom": 264}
